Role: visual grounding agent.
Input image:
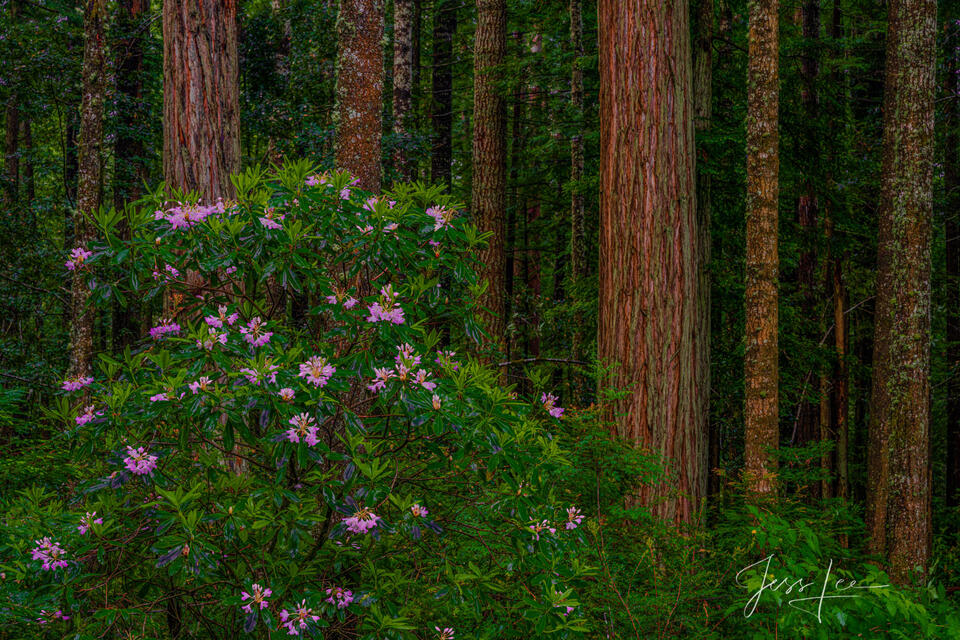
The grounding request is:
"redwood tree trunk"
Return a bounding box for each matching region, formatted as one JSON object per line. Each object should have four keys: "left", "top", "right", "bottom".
{"left": 865, "top": 0, "right": 934, "bottom": 585}
{"left": 597, "top": 0, "right": 707, "bottom": 524}
{"left": 336, "top": 0, "right": 384, "bottom": 192}
{"left": 472, "top": 0, "right": 507, "bottom": 346}
{"left": 392, "top": 0, "right": 414, "bottom": 181}
{"left": 163, "top": 0, "right": 241, "bottom": 201}
{"left": 569, "top": 0, "right": 587, "bottom": 383}
{"left": 430, "top": 0, "right": 456, "bottom": 189}
{"left": 744, "top": 0, "right": 780, "bottom": 496}
{"left": 68, "top": 0, "right": 107, "bottom": 381}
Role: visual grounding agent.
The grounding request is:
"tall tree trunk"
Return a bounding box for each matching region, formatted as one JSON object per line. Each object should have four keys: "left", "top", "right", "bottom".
{"left": 65, "top": 108, "right": 80, "bottom": 205}
{"left": 795, "top": 0, "right": 821, "bottom": 459}
{"left": 163, "top": 0, "right": 241, "bottom": 201}
{"left": 865, "top": 0, "right": 934, "bottom": 585}
{"left": 948, "top": 24, "right": 960, "bottom": 509}
{"left": 597, "top": 0, "right": 707, "bottom": 524}
{"left": 832, "top": 251, "right": 849, "bottom": 501}
{"left": 744, "top": 0, "right": 780, "bottom": 496}
{"left": 392, "top": 0, "right": 414, "bottom": 181}
{"left": 430, "top": 0, "right": 456, "bottom": 189}
{"left": 336, "top": 0, "right": 384, "bottom": 192}
{"left": 472, "top": 0, "right": 507, "bottom": 347}
{"left": 693, "top": 0, "right": 715, "bottom": 497}
{"left": 68, "top": 0, "right": 107, "bottom": 381}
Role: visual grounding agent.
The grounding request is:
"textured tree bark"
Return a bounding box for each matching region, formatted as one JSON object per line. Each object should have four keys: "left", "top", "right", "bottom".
{"left": 430, "top": 0, "right": 456, "bottom": 189}
{"left": 597, "top": 0, "right": 707, "bottom": 524}
{"left": 832, "top": 253, "right": 849, "bottom": 501}
{"left": 945, "top": 22, "right": 960, "bottom": 509}
{"left": 794, "top": 0, "right": 821, "bottom": 460}
{"left": 336, "top": 0, "right": 384, "bottom": 192}
{"left": 68, "top": 0, "right": 107, "bottom": 381}
{"left": 865, "top": 0, "right": 934, "bottom": 585}
{"left": 163, "top": 0, "right": 240, "bottom": 201}
{"left": 693, "top": 0, "right": 715, "bottom": 497}
{"left": 392, "top": 0, "right": 414, "bottom": 181}
{"left": 744, "top": 0, "right": 780, "bottom": 497}
{"left": 472, "top": 0, "right": 507, "bottom": 347}
{"left": 65, "top": 109, "right": 79, "bottom": 204}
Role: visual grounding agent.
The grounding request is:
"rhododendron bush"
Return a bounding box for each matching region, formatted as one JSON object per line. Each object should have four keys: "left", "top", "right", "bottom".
{"left": 1, "top": 163, "right": 591, "bottom": 639}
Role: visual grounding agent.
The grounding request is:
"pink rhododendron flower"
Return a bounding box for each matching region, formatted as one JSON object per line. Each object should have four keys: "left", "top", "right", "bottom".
{"left": 344, "top": 507, "right": 381, "bottom": 535}
{"left": 278, "top": 388, "right": 295, "bottom": 401}
{"left": 149, "top": 318, "right": 180, "bottom": 340}
{"left": 240, "top": 364, "right": 279, "bottom": 386}
{"left": 240, "top": 583, "right": 272, "bottom": 614}
{"left": 189, "top": 376, "right": 212, "bottom": 394}
{"left": 565, "top": 506, "right": 584, "bottom": 530}
{"left": 62, "top": 376, "right": 94, "bottom": 391}
{"left": 357, "top": 224, "right": 374, "bottom": 235}
{"left": 149, "top": 392, "right": 171, "bottom": 402}
{"left": 298, "top": 356, "right": 335, "bottom": 387}
{"left": 528, "top": 519, "right": 556, "bottom": 541}
{"left": 259, "top": 207, "right": 285, "bottom": 229}
{"left": 75, "top": 405, "right": 102, "bottom": 426}
{"left": 435, "top": 627, "right": 455, "bottom": 640}
{"left": 325, "top": 586, "right": 354, "bottom": 609}
{"left": 426, "top": 206, "right": 455, "bottom": 231}
{"left": 541, "top": 392, "right": 564, "bottom": 419}
{"left": 432, "top": 394, "right": 442, "bottom": 410}
{"left": 396, "top": 343, "right": 421, "bottom": 367}
{"left": 279, "top": 601, "right": 319, "bottom": 635}
{"left": 413, "top": 369, "right": 436, "bottom": 391}
{"left": 305, "top": 174, "right": 321, "bottom": 187}
{"left": 205, "top": 305, "right": 239, "bottom": 328}
{"left": 31, "top": 537, "right": 68, "bottom": 571}
{"left": 37, "top": 609, "right": 70, "bottom": 624}
{"left": 239, "top": 317, "right": 272, "bottom": 347}
{"left": 368, "top": 367, "right": 394, "bottom": 393}
{"left": 197, "top": 328, "right": 228, "bottom": 350}
{"left": 435, "top": 350, "right": 460, "bottom": 371}
{"left": 65, "top": 246, "right": 92, "bottom": 271}
{"left": 366, "top": 285, "right": 405, "bottom": 324}
{"left": 155, "top": 199, "right": 226, "bottom": 230}
{"left": 153, "top": 263, "right": 180, "bottom": 281}
{"left": 77, "top": 511, "right": 103, "bottom": 535}
{"left": 410, "top": 504, "right": 428, "bottom": 518}
{"left": 124, "top": 445, "right": 158, "bottom": 476}
{"left": 286, "top": 413, "right": 320, "bottom": 446}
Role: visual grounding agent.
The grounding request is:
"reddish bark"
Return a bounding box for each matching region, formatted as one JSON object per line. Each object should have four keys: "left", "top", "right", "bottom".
{"left": 597, "top": 0, "right": 708, "bottom": 524}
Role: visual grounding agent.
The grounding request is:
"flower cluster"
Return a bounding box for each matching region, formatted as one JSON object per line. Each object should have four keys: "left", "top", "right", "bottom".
{"left": 259, "top": 206, "right": 285, "bottom": 229}
{"left": 435, "top": 626, "right": 455, "bottom": 640}
{"left": 123, "top": 446, "right": 158, "bottom": 476}
{"left": 410, "top": 504, "right": 429, "bottom": 518}
{"left": 278, "top": 387, "right": 295, "bottom": 401}
{"left": 344, "top": 506, "right": 381, "bottom": 535}
{"left": 286, "top": 413, "right": 319, "bottom": 447}
{"left": 240, "top": 583, "right": 272, "bottom": 614}
{"left": 31, "top": 537, "right": 68, "bottom": 571}
{"left": 78, "top": 511, "right": 103, "bottom": 535}
{"left": 154, "top": 199, "right": 227, "bottom": 230}
{"left": 541, "top": 392, "right": 564, "bottom": 419}
{"left": 326, "top": 290, "right": 359, "bottom": 309}
{"left": 240, "top": 363, "right": 279, "bottom": 386}
{"left": 366, "top": 285, "right": 405, "bottom": 324}
{"left": 298, "top": 356, "right": 335, "bottom": 388}
{"left": 239, "top": 317, "right": 273, "bottom": 347}
{"left": 37, "top": 610, "right": 70, "bottom": 625}
{"left": 426, "top": 205, "right": 455, "bottom": 231}
{"left": 65, "top": 246, "right": 92, "bottom": 271}
{"left": 149, "top": 318, "right": 180, "bottom": 340}
{"left": 197, "top": 328, "right": 228, "bottom": 350}
{"left": 75, "top": 405, "right": 102, "bottom": 426}
{"left": 62, "top": 376, "right": 94, "bottom": 392}
{"left": 205, "top": 305, "right": 239, "bottom": 328}
{"left": 528, "top": 519, "right": 556, "bottom": 541}
{"left": 279, "top": 600, "right": 319, "bottom": 635}
{"left": 565, "top": 506, "right": 584, "bottom": 530}
{"left": 368, "top": 343, "right": 436, "bottom": 393}
{"left": 325, "top": 586, "right": 354, "bottom": 609}
{"left": 189, "top": 376, "right": 213, "bottom": 394}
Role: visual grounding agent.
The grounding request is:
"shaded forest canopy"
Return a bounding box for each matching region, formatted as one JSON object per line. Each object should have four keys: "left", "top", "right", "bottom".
{"left": 0, "top": 0, "right": 959, "bottom": 638}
